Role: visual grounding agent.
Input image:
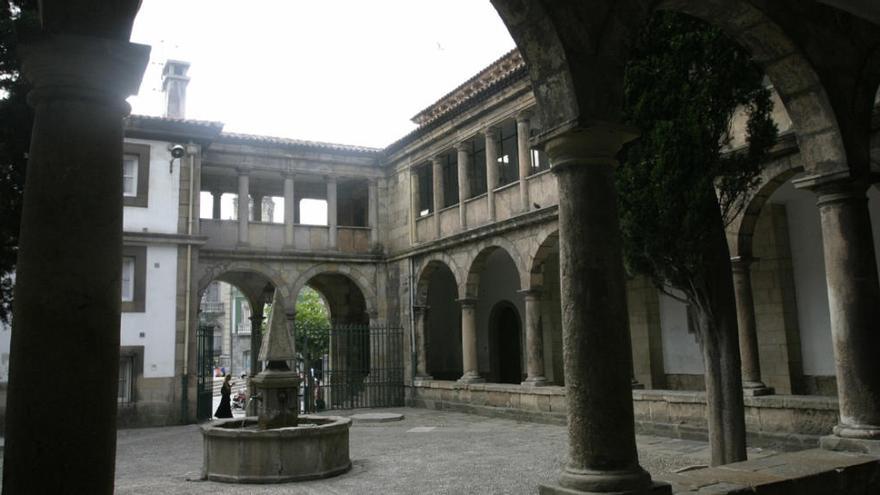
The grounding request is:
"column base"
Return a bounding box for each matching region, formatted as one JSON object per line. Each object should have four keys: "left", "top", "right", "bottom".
{"left": 414, "top": 375, "right": 433, "bottom": 384}
{"left": 457, "top": 372, "right": 485, "bottom": 385}
{"left": 742, "top": 382, "right": 774, "bottom": 396}
{"left": 539, "top": 481, "right": 671, "bottom": 495}
{"left": 522, "top": 376, "right": 549, "bottom": 387}
{"left": 821, "top": 433, "right": 880, "bottom": 456}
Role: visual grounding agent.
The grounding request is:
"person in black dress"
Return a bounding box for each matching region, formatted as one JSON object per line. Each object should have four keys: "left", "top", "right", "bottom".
{"left": 214, "top": 374, "right": 233, "bottom": 419}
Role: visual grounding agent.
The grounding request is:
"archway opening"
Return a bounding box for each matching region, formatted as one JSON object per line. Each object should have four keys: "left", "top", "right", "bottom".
{"left": 489, "top": 301, "right": 522, "bottom": 384}
{"left": 419, "top": 262, "right": 462, "bottom": 380}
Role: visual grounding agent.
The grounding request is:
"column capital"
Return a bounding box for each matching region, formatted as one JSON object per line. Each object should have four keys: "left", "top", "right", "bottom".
{"left": 413, "top": 304, "right": 429, "bottom": 315}
{"left": 730, "top": 256, "right": 759, "bottom": 271}
{"left": 544, "top": 125, "right": 639, "bottom": 171}
{"left": 248, "top": 314, "right": 265, "bottom": 324}
{"left": 236, "top": 167, "right": 250, "bottom": 177}
{"left": 282, "top": 171, "right": 296, "bottom": 180}
{"left": 454, "top": 141, "right": 471, "bottom": 153}
{"left": 518, "top": 288, "right": 542, "bottom": 299}
{"left": 457, "top": 298, "right": 477, "bottom": 308}
{"left": 431, "top": 155, "right": 445, "bottom": 166}
{"left": 325, "top": 175, "right": 338, "bottom": 184}
{"left": 516, "top": 110, "right": 533, "bottom": 124}
{"left": 481, "top": 125, "right": 499, "bottom": 139}
{"left": 20, "top": 34, "right": 150, "bottom": 111}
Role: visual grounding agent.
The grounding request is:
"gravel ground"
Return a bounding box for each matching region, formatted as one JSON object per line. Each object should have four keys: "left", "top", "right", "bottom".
{"left": 110, "top": 407, "right": 773, "bottom": 495}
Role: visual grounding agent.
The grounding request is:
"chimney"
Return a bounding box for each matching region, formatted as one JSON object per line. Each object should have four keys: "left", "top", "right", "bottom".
{"left": 161, "top": 60, "right": 190, "bottom": 119}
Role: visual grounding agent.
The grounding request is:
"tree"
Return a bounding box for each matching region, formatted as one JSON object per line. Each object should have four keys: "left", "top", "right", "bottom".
{"left": 294, "top": 287, "right": 330, "bottom": 363}
{"left": 0, "top": 0, "right": 38, "bottom": 323}
{"left": 618, "top": 11, "right": 778, "bottom": 466}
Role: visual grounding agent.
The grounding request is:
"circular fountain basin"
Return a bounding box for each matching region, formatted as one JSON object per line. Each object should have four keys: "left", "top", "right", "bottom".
{"left": 201, "top": 414, "right": 352, "bottom": 483}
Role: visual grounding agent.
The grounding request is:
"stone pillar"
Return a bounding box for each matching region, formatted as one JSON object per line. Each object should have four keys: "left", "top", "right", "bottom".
{"left": 456, "top": 143, "right": 470, "bottom": 229}
{"left": 516, "top": 112, "right": 532, "bottom": 213}
{"left": 539, "top": 127, "right": 667, "bottom": 495}
{"left": 211, "top": 190, "right": 222, "bottom": 220}
{"left": 410, "top": 168, "right": 420, "bottom": 244}
{"left": 414, "top": 305, "right": 432, "bottom": 380}
{"left": 237, "top": 170, "right": 249, "bottom": 244}
{"left": 457, "top": 298, "right": 484, "bottom": 383}
{"left": 520, "top": 289, "right": 547, "bottom": 386}
{"left": 252, "top": 193, "right": 263, "bottom": 222}
{"left": 730, "top": 256, "right": 773, "bottom": 396}
{"left": 327, "top": 176, "right": 338, "bottom": 250}
{"left": 284, "top": 175, "right": 294, "bottom": 247}
{"left": 809, "top": 180, "right": 880, "bottom": 448}
{"left": 4, "top": 34, "right": 149, "bottom": 494}
{"left": 368, "top": 179, "right": 379, "bottom": 248}
{"left": 484, "top": 127, "right": 498, "bottom": 221}
{"left": 432, "top": 156, "right": 444, "bottom": 239}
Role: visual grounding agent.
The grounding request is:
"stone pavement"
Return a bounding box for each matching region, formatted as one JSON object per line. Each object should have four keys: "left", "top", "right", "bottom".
{"left": 111, "top": 407, "right": 774, "bottom": 494}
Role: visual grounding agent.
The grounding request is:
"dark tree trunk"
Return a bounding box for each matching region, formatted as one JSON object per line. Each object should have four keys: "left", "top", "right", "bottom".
{"left": 692, "top": 194, "right": 747, "bottom": 466}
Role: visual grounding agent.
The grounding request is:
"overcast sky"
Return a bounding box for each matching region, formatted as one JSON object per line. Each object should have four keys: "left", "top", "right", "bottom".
{"left": 128, "top": 1, "right": 516, "bottom": 149}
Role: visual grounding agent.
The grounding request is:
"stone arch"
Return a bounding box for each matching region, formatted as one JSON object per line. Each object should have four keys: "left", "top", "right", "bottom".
{"left": 528, "top": 229, "right": 560, "bottom": 290}
{"left": 290, "top": 263, "right": 377, "bottom": 319}
{"left": 656, "top": 0, "right": 849, "bottom": 178}
{"left": 415, "top": 253, "right": 462, "bottom": 306}
{"left": 463, "top": 238, "right": 526, "bottom": 299}
{"left": 196, "top": 261, "right": 287, "bottom": 306}
{"left": 728, "top": 153, "right": 804, "bottom": 259}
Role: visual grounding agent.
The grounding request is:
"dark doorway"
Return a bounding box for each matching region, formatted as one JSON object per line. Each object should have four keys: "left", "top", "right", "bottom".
{"left": 490, "top": 301, "right": 522, "bottom": 384}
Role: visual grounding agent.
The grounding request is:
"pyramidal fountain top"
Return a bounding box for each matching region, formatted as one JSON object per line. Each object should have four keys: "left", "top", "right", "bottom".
{"left": 258, "top": 290, "right": 296, "bottom": 362}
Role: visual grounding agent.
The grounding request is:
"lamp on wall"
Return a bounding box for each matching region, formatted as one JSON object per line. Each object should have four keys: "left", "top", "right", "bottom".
{"left": 169, "top": 144, "right": 185, "bottom": 173}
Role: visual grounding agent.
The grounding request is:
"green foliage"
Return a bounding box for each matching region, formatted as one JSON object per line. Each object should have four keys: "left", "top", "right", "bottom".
{"left": 294, "top": 287, "right": 330, "bottom": 361}
{"left": 0, "top": 1, "right": 38, "bottom": 323}
{"left": 617, "top": 11, "right": 778, "bottom": 299}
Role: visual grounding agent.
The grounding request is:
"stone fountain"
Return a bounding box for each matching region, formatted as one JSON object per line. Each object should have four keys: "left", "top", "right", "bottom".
{"left": 201, "top": 291, "right": 352, "bottom": 483}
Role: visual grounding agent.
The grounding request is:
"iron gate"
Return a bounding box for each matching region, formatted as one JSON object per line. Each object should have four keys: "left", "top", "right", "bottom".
{"left": 196, "top": 324, "right": 217, "bottom": 420}
{"left": 298, "top": 324, "right": 404, "bottom": 413}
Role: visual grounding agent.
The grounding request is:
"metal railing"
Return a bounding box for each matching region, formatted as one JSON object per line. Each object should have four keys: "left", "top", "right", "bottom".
{"left": 201, "top": 301, "right": 225, "bottom": 314}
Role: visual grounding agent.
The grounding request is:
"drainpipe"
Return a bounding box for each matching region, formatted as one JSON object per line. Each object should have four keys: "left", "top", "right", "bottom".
{"left": 181, "top": 144, "right": 197, "bottom": 422}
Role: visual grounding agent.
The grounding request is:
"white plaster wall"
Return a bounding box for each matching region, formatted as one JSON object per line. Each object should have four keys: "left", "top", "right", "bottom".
{"left": 658, "top": 293, "right": 704, "bottom": 374}
{"left": 120, "top": 245, "right": 178, "bottom": 378}
{"left": 767, "top": 181, "right": 880, "bottom": 376}
{"left": 123, "top": 138, "right": 181, "bottom": 234}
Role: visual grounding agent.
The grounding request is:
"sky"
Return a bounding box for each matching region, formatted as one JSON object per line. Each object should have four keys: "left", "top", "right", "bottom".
{"left": 128, "top": 1, "right": 517, "bottom": 149}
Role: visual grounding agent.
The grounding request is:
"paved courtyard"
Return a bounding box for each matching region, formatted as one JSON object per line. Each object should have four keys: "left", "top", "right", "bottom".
{"left": 112, "top": 407, "right": 772, "bottom": 494}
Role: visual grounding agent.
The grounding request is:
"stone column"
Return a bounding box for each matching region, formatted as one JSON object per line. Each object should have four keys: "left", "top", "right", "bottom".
{"left": 457, "top": 298, "right": 484, "bottom": 383}
{"left": 211, "top": 190, "right": 222, "bottom": 219}
{"left": 809, "top": 180, "right": 880, "bottom": 448}
{"left": 516, "top": 112, "right": 532, "bottom": 213}
{"left": 484, "top": 127, "right": 498, "bottom": 221}
{"left": 284, "top": 174, "right": 294, "bottom": 247}
{"left": 252, "top": 193, "right": 263, "bottom": 222}
{"left": 237, "top": 170, "right": 249, "bottom": 244}
{"left": 539, "top": 127, "right": 666, "bottom": 495}
{"left": 730, "top": 256, "right": 773, "bottom": 396}
{"left": 414, "top": 305, "right": 432, "bottom": 380}
{"left": 410, "top": 168, "right": 420, "bottom": 244}
{"left": 432, "top": 155, "right": 444, "bottom": 239}
{"left": 456, "top": 143, "right": 470, "bottom": 229}
{"left": 520, "top": 289, "right": 547, "bottom": 386}
{"left": 368, "top": 179, "right": 379, "bottom": 249}
{"left": 327, "top": 176, "right": 338, "bottom": 250}
{"left": 4, "top": 34, "right": 149, "bottom": 494}
{"left": 246, "top": 311, "right": 265, "bottom": 416}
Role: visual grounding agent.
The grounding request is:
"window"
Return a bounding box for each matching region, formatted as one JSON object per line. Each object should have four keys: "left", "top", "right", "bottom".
{"left": 122, "top": 142, "right": 150, "bottom": 207}
{"left": 418, "top": 165, "right": 433, "bottom": 216}
{"left": 118, "top": 355, "right": 133, "bottom": 404}
{"left": 121, "top": 246, "right": 146, "bottom": 312}
{"left": 469, "top": 139, "right": 487, "bottom": 197}
{"left": 442, "top": 152, "right": 459, "bottom": 208}
{"left": 496, "top": 122, "right": 519, "bottom": 186}
{"left": 123, "top": 155, "right": 138, "bottom": 196}
{"left": 531, "top": 149, "right": 551, "bottom": 173}
{"left": 121, "top": 256, "right": 135, "bottom": 302}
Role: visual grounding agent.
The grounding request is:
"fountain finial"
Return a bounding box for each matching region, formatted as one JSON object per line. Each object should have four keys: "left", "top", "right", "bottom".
{"left": 258, "top": 290, "right": 296, "bottom": 362}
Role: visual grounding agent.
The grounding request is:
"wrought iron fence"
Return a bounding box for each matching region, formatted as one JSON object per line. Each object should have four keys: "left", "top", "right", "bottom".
{"left": 296, "top": 323, "right": 404, "bottom": 413}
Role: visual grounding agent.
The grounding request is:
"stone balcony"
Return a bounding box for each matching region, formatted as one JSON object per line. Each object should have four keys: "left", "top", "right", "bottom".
{"left": 200, "top": 219, "right": 373, "bottom": 254}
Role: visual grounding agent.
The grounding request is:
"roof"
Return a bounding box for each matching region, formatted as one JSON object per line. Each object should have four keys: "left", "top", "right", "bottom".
{"left": 410, "top": 49, "right": 525, "bottom": 127}
{"left": 125, "top": 114, "right": 224, "bottom": 142}
{"left": 217, "top": 132, "right": 383, "bottom": 155}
